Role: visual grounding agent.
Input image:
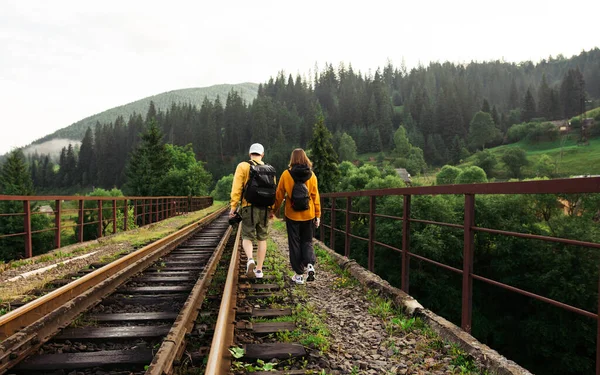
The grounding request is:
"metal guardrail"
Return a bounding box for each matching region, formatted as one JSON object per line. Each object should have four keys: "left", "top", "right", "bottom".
{"left": 0, "top": 195, "right": 213, "bottom": 259}
{"left": 0, "top": 206, "right": 227, "bottom": 373}
{"left": 320, "top": 177, "right": 600, "bottom": 374}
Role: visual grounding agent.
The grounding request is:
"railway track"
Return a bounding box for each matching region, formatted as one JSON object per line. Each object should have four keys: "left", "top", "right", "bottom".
{"left": 1, "top": 207, "right": 230, "bottom": 375}
{"left": 204, "top": 228, "right": 323, "bottom": 375}
{"left": 2, "top": 209, "right": 326, "bottom": 375}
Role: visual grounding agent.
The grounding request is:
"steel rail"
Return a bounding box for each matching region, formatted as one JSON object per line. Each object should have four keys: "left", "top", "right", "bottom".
{"left": 0, "top": 206, "right": 227, "bottom": 374}
{"left": 147, "top": 220, "right": 234, "bottom": 374}
{"left": 205, "top": 222, "right": 242, "bottom": 375}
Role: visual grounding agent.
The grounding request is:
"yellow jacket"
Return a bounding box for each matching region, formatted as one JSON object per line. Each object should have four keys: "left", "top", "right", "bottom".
{"left": 230, "top": 159, "right": 269, "bottom": 209}
{"left": 272, "top": 169, "right": 321, "bottom": 221}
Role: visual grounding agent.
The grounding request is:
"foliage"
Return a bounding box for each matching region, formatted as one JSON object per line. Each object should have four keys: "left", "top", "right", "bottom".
{"left": 436, "top": 165, "right": 461, "bottom": 185}
{"left": 125, "top": 119, "right": 170, "bottom": 196}
{"left": 158, "top": 144, "right": 212, "bottom": 196}
{"left": 211, "top": 174, "right": 234, "bottom": 201}
{"left": 309, "top": 115, "right": 339, "bottom": 193}
{"left": 501, "top": 148, "right": 529, "bottom": 178}
{"left": 406, "top": 147, "right": 427, "bottom": 175}
{"left": 472, "top": 149, "right": 497, "bottom": 176}
{"left": 393, "top": 125, "right": 411, "bottom": 157}
{"left": 75, "top": 188, "right": 126, "bottom": 241}
{"left": 468, "top": 111, "right": 499, "bottom": 150}
{"left": 0, "top": 150, "right": 54, "bottom": 261}
{"left": 533, "top": 154, "right": 556, "bottom": 177}
{"left": 455, "top": 166, "right": 487, "bottom": 184}
{"left": 337, "top": 132, "right": 358, "bottom": 162}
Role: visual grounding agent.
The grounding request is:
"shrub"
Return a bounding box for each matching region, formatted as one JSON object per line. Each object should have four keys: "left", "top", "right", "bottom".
{"left": 211, "top": 174, "right": 234, "bottom": 201}
{"left": 436, "top": 165, "right": 461, "bottom": 185}
{"left": 456, "top": 166, "right": 488, "bottom": 184}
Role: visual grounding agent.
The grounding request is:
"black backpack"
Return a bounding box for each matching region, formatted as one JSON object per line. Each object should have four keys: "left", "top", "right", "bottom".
{"left": 290, "top": 174, "right": 310, "bottom": 211}
{"left": 243, "top": 160, "right": 276, "bottom": 207}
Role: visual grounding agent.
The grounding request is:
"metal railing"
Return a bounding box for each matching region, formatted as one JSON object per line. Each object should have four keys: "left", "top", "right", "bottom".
{"left": 320, "top": 177, "right": 600, "bottom": 373}
{"left": 0, "top": 195, "right": 213, "bottom": 259}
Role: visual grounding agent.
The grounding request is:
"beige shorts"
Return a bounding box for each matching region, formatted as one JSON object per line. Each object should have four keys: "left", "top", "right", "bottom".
{"left": 241, "top": 206, "right": 269, "bottom": 241}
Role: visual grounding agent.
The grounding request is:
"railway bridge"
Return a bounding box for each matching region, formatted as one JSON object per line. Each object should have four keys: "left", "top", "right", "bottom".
{"left": 0, "top": 176, "right": 598, "bottom": 374}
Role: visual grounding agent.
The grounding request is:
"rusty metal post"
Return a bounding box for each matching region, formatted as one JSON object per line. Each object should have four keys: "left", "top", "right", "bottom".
{"left": 597, "top": 268, "right": 600, "bottom": 375}
{"left": 345, "top": 197, "right": 351, "bottom": 257}
{"left": 462, "top": 194, "right": 475, "bottom": 333}
{"left": 142, "top": 199, "right": 146, "bottom": 226}
{"left": 330, "top": 198, "right": 336, "bottom": 250}
{"left": 123, "top": 199, "right": 128, "bottom": 231}
{"left": 54, "top": 199, "right": 61, "bottom": 249}
{"left": 98, "top": 200, "right": 103, "bottom": 238}
{"left": 112, "top": 200, "right": 117, "bottom": 234}
{"left": 23, "top": 200, "right": 32, "bottom": 258}
{"left": 402, "top": 194, "right": 411, "bottom": 293}
{"left": 320, "top": 197, "right": 324, "bottom": 242}
{"left": 150, "top": 199, "right": 154, "bottom": 224}
{"left": 133, "top": 199, "right": 137, "bottom": 227}
{"left": 78, "top": 200, "right": 84, "bottom": 243}
{"left": 368, "top": 196, "right": 376, "bottom": 272}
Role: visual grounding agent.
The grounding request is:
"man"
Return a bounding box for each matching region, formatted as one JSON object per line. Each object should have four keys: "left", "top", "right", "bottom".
{"left": 229, "top": 143, "right": 276, "bottom": 279}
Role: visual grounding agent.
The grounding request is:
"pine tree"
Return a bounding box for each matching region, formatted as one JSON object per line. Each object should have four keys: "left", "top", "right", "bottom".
{"left": 309, "top": 115, "right": 339, "bottom": 193}
{"left": 393, "top": 126, "right": 411, "bottom": 158}
{"left": 65, "top": 144, "right": 77, "bottom": 187}
{"left": 146, "top": 100, "right": 157, "bottom": 124}
{"left": 0, "top": 149, "right": 34, "bottom": 195}
{"left": 57, "top": 147, "right": 67, "bottom": 188}
{"left": 508, "top": 79, "right": 519, "bottom": 109}
{"left": 0, "top": 150, "right": 56, "bottom": 261}
{"left": 125, "top": 119, "right": 169, "bottom": 195}
{"left": 491, "top": 106, "right": 500, "bottom": 127}
{"left": 481, "top": 99, "right": 491, "bottom": 113}
{"left": 78, "top": 127, "right": 95, "bottom": 186}
{"left": 521, "top": 88, "right": 537, "bottom": 122}
{"left": 537, "top": 74, "right": 552, "bottom": 120}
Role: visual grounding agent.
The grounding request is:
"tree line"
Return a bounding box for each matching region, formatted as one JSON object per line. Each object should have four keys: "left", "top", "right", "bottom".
{"left": 20, "top": 48, "right": 600, "bottom": 194}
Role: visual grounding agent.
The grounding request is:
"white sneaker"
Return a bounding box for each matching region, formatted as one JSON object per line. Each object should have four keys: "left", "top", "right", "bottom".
{"left": 291, "top": 274, "right": 304, "bottom": 284}
{"left": 307, "top": 264, "right": 315, "bottom": 282}
{"left": 255, "top": 269, "right": 263, "bottom": 279}
{"left": 246, "top": 259, "right": 256, "bottom": 278}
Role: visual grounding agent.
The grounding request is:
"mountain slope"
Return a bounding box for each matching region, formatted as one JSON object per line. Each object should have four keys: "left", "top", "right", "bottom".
{"left": 33, "top": 82, "right": 259, "bottom": 144}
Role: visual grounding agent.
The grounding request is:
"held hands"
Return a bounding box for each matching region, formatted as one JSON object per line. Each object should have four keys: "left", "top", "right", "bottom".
{"left": 315, "top": 217, "right": 320, "bottom": 228}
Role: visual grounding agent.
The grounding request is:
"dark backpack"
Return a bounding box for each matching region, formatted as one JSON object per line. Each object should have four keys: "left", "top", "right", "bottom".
{"left": 243, "top": 160, "right": 276, "bottom": 207}
{"left": 290, "top": 174, "right": 310, "bottom": 211}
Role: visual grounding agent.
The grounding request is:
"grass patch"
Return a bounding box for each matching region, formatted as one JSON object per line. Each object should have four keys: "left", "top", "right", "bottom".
{"left": 364, "top": 288, "right": 484, "bottom": 374}
{"left": 461, "top": 134, "right": 600, "bottom": 178}
{"left": 275, "top": 303, "right": 331, "bottom": 353}
{"left": 314, "top": 245, "right": 359, "bottom": 289}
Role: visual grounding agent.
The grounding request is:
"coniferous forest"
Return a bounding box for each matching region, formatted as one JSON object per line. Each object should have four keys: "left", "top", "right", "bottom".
{"left": 20, "top": 48, "right": 600, "bottom": 194}
{"left": 2, "top": 48, "right": 600, "bottom": 375}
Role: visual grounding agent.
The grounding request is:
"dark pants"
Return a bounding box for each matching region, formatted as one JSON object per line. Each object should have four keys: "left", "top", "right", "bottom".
{"left": 286, "top": 217, "right": 316, "bottom": 275}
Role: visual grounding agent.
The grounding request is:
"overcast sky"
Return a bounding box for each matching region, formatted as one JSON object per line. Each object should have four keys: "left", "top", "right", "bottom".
{"left": 1, "top": 0, "right": 599, "bottom": 154}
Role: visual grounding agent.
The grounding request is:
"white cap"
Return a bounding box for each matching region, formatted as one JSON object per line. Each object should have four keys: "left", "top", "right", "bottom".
{"left": 249, "top": 143, "right": 264, "bottom": 155}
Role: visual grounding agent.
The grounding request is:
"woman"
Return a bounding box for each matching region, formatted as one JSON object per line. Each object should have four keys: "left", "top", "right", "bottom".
{"left": 272, "top": 148, "right": 321, "bottom": 284}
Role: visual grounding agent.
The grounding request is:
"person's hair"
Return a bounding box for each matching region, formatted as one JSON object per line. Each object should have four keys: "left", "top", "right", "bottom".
{"left": 288, "top": 148, "right": 312, "bottom": 168}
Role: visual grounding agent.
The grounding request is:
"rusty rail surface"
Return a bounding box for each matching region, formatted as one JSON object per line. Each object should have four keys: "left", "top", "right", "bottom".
{"left": 0, "top": 195, "right": 213, "bottom": 259}
{"left": 320, "top": 176, "right": 600, "bottom": 374}
{"left": 205, "top": 222, "right": 242, "bottom": 375}
{"left": 0, "top": 206, "right": 227, "bottom": 374}
{"left": 147, "top": 216, "right": 234, "bottom": 375}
